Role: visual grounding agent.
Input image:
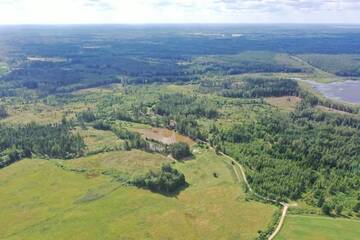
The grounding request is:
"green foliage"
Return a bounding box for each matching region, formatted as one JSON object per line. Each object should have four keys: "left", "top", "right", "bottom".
{"left": 132, "top": 164, "right": 186, "bottom": 194}
{"left": 322, "top": 202, "right": 332, "bottom": 215}
{"left": 0, "top": 122, "right": 85, "bottom": 168}
{"left": 114, "top": 128, "right": 152, "bottom": 152}
{"left": 168, "top": 142, "right": 191, "bottom": 160}
{"left": 0, "top": 105, "right": 8, "bottom": 119}
{"left": 221, "top": 109, "right": 360, "bottom": 210}
{"left": 76, "top": 109, "right": 96, "bottom": 122}
{"left": 201, "top": 78, "right": 299, "bottom": 98}
{"left": 92, "top": 120, "right": 112, "bottom": 131}
{"left": 154, "top": 93, "right": 218, "bottom": 119}
{"left": 193, "top": 52, "right": 303, "bottom": 75}
{"left": 299, "top": 54, "right": 360, "bottom": 77}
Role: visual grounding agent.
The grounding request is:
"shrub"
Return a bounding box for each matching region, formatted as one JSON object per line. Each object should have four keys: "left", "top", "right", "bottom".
{"left": 0, "top": 105, "right": 8, "bottom": 119}
{"left": 93, "top": 120, "right": 112, "bottom": 131}
{"left": 132, "top": 164, "right": 186, "bottom": 194}
{"left": 168, "top": 142, "right": 191, "bottom": 160}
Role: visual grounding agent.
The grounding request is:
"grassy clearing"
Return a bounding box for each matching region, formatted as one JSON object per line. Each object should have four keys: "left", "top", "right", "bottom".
{"left": 74, "top": 127, "right": 124, "bottom": 154}
{"left": 298, "top": 54, "right": 360, "bottom": 78}
{"left": 265, "top": 96, "right": 301, "bottom": 112}
{"left": 61, "top": 150, "right": 170, "bottom": 177}
{"left": 0, "top": 101, "right": 93, "bottom": 124}
{"left": 276, "top": 214, "right": 360, "bottom": 240}
{"left": 134, "top": 127, "right": 196, "bottom": 146}
{"left": 0, "top": 149, "right": 276, "bottom": 240}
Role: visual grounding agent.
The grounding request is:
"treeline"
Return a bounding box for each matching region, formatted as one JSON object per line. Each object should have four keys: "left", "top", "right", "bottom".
{"left": 199, "top": 61, "right": 303, "bottom": 76}
{"left": 299, "top": 90, "right": 359, "bottom": 114}
{"left": 200, "top": 78, "right": 299, "bottom": 98}
{"left": 0, "top": 122, "right": 85, "bottom": 168}
{"left": 292, "top": 108, "right": 360, "bottom": 129}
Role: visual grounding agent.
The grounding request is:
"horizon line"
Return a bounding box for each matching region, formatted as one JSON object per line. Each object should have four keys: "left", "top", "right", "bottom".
{"left": 1, "top": 22, "right": 360, "bottom": 26}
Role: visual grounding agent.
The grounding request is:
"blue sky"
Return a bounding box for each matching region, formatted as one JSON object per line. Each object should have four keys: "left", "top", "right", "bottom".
{"left": 0, "top": 0, "right": 359, "bottom": 24}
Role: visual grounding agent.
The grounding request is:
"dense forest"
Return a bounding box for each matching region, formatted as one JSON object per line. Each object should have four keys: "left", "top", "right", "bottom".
{"left": 209, "top": 102, "right": 360, "bottom": 215}
{"left": 0, "top": 122, "right": 85, "bottom": 168}
{"left": 200, "top": 78, "right": 300, "bottom": 98}
{"left": 2, "top": 25, "right": 360, "bottom": 94}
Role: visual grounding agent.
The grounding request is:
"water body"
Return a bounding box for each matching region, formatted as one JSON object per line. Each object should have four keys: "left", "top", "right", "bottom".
{"left": 308, "top": 80, "right": 360, "bottom": 105}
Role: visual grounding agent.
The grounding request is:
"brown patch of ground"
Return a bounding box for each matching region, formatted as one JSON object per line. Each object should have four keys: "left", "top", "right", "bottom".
{"left": 134, "top": 128, "right": 195, "bottom": 146}
{"left": 266, "top": 96, "right": 301, "bottom": 111}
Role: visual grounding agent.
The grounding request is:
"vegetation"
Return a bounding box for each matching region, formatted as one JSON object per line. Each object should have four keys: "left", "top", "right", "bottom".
{"left": 299, "top": 54, "right": 360, "bottom": 77}
{"left": 0, "top": 105, "right": 8, "bottom": 119}
{"left": 132, "top": 164, "right": 186, "bottom": 194}
{"left": 200, "top": 78, "right": 300, "bottom": 98}
{"left": 0, "top": 122, "right": 85, "bottom": 168}
{"left": 277, "top": 215, "right": 360, "bottom": 240}
{"left": 0, "top": 25, "right": 360, "bottom": 239}
{"left": 0, "top": 149, "right": 276, "bottom": 240}
{"left": 168, "top": 142, "right": 192, "bottom": 160}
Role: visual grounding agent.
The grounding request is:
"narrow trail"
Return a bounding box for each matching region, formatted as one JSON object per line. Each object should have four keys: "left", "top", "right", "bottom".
{"left": 201, "top": 141, "right": 290, "bottom": 240}
{"left": 219, "top": 152, "right": 288, "bottom": 240}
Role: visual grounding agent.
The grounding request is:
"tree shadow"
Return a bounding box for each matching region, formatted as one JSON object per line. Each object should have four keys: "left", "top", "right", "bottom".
{"left": 135, "top": 182, "right": 190, "bottom": 198}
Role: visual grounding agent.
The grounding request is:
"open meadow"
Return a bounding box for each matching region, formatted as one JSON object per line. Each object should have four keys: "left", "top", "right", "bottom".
{"left": 276, "top": 215, "right": 360, "bottom": 240}
{"left": 0, "top": 147, "right": 276, "bottom": 240}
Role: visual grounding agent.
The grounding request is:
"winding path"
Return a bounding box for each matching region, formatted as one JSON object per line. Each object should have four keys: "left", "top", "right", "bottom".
{"left": 219, "top": 152, "right": 289, "bottom": 240}
{"left": 200, "top": 141, "right": 291, "bottom": 240}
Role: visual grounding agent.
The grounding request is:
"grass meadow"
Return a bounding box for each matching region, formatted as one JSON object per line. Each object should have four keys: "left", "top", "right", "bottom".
{"left": 276, "top": 214, "right": 360, "bottom": 240}
{"left": 0, "top": 148, "right": 276, "bottom": 240}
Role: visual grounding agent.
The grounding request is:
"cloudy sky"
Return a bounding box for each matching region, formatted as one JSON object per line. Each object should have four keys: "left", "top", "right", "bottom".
{"left": 0, "top": 0, "right": 359, "bottom": 24}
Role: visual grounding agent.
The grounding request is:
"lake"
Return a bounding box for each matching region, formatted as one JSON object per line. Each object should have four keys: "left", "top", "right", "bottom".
{"left": 309, "top": 80, "right": 360, "bottom": 105}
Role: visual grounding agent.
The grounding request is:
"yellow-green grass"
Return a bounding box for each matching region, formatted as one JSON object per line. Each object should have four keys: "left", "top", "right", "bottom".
{"left": 0, "top": 101, "right": 93, "bottom": 124}
{"left": 61, "top": 150, "right": 170, "bottom": 177}
{"left": 276, "top": 214, "right": 360, "bottom": 240}
{"left": 265, "top": 96, "right": 301, "bottom": 112}
{"left": 0, "top": 149, "right": 276, "bottom": 240}
{"left": 74, "top": 127, "right": 124, "bottom": 154}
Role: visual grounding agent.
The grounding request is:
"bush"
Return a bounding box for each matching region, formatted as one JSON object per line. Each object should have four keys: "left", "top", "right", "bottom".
{"left": 93, "top": 120, "right": 112, "bottom": 131}
{"left": 132, "top": 164, "right": 186, "bottom": 194}
{"left": 168, "top": 142, "right": 191, "bottom": 160}
{"left": 322, "top": 202, "right": 332, "bottom": 215}
{"left": 0, "top": 106, "right": 8, "bottom": 119}
{"left": 76, "top": 109, "right": 96, "bottom": 122}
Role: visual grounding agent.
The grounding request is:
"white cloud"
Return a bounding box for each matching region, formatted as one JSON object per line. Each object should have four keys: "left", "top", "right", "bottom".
{"left": 0, "top": 0, "right": 359, "bottom": 24}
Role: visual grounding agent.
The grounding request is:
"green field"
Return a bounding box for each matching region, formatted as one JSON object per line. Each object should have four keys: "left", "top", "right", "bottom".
{"left": 298, "top": 54, "right": 360, "bottom": 78}
{"left": 0, "top": 148, "right": 276, "bottom": 240}
{"left": 276, "top": 215, "right": 360, "bottom": 240}
{"left": 61, "top": 149, "right": 170, "bottom": 177}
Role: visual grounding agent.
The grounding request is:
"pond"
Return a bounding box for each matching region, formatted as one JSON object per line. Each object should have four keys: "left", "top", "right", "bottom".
{"left": 309, "top": 80, "right": 360, "bottom": 105}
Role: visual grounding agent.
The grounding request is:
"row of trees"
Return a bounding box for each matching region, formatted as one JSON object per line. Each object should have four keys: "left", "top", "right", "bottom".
{"left": 200, "top": 78, "right": 300, "bottom": 98}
